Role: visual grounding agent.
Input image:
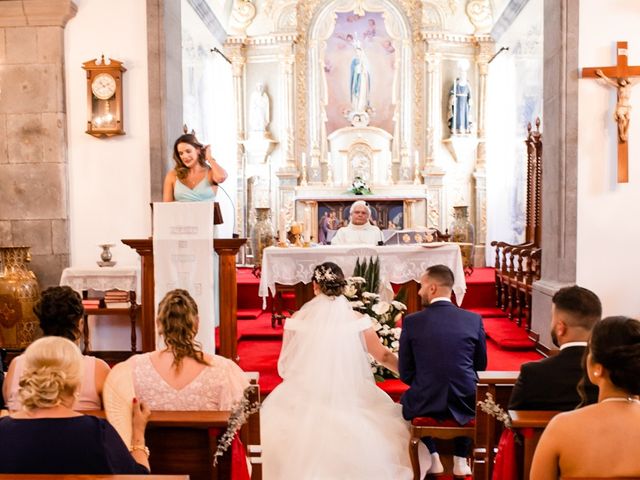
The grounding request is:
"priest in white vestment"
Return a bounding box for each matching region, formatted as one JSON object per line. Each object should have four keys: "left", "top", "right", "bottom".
{"left": 331, "top": 200, "right": 383, "bottom": 245}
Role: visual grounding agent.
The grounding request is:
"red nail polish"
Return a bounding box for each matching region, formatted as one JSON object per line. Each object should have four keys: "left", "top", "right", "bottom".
{"left": 133, "top": 398, "right": 137, "bottom": 403}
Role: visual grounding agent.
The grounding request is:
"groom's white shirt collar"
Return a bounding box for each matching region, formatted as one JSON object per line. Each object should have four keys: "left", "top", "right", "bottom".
{"left": 560, "top": 341, "right": 588, "bottom": 350}
{"left": 429, "top": 297, "right": 452, "bottom": 304}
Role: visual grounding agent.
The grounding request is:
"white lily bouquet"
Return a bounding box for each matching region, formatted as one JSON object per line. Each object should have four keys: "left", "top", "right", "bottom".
{"left": 344, "top": 258, "right": 407, "bottom": 381}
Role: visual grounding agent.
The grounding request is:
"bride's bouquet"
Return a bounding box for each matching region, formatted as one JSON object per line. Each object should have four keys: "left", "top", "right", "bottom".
{"left": 344, "top": 258, "right": 407, "bottom": 381}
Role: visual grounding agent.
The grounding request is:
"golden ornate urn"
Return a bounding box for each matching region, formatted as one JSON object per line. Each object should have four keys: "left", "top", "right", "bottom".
{"left": 250, "top": 208, "right": 275, "bottom": 268}
{"left": 0, "top": 246, "right": 41, "bottom": 348}
{"left": 449, "top": 206, "right": 475, "bottom": 271}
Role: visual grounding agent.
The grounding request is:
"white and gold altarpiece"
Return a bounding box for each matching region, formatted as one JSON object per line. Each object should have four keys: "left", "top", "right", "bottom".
{"left": 223, "top": 0, "right": 497, "bottom": 265}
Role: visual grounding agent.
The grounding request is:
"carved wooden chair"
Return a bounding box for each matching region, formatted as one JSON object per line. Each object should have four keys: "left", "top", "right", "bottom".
{"left": 409, "top": 417, "right": 476, "bottom": 480}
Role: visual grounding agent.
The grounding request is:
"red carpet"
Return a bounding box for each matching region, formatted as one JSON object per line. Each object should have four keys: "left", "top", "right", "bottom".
{"left": 483, "top": 317, "right": 536, "bottom": 350}
{"left": 232, "top": 267, "right": 542, "bottom": 397}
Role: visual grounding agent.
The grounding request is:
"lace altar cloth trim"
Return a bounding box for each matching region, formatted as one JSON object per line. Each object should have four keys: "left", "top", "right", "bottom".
{"left": 258, "top": 244, "right": 466, "bottom": 307}
{"left": 59, "top": 266, "right": 140, "bottom": 296}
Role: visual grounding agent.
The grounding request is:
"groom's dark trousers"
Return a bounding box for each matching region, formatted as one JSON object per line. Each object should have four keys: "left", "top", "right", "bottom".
{"left": 398, "top": 300, "right": 487, "bottom": 456}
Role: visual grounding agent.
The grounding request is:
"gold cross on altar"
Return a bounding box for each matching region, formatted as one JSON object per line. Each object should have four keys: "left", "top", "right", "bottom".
{"left": 582, "top": 41, "right": 640, "bottom": 183}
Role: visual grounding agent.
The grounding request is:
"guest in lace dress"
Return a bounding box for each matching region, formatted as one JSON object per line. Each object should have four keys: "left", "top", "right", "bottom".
{"left": 104, "top": 289, "right": 249, "bottom": 444}
{"left": 0, "top": 336, "right": 150, "bottom": 475}
{"left": 3, "top": 286, "right": 110, "bottom": 411}
{"left": 530, "top": 316, "right": 640, "bottom": 479}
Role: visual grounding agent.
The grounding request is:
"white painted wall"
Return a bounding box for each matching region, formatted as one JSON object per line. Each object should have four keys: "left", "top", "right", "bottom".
{"left": 577, "top": 0, "right": 640, "bottom": 318}
{"left": 64, "top": 0, "right": 150, "bottom": 350}
{"left": 65, "top": 0, "right": 151, "bottom": 269}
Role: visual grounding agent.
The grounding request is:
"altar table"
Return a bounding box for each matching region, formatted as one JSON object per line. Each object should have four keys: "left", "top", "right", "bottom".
{"left": 259, "top": 244, "right": 466, "bottom": 310}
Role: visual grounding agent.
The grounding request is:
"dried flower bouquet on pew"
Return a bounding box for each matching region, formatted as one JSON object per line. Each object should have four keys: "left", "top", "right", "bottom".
{"left": 213, "top": 386, "right": 261, "bottom": 467}
{"left": 344, "top": 257, "right": 407, "bottom": 381}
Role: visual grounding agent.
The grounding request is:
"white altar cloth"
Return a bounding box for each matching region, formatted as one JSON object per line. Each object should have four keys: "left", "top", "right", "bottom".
{"left": 258, "top": 243, "right": 466, "bottom": 306}
{"left": 60, "top": 266, "right": 140, "bottom": 297}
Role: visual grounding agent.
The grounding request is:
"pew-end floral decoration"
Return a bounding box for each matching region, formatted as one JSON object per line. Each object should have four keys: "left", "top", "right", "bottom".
{"left": 213, "top": 386, "right": 261, "bottom": 466}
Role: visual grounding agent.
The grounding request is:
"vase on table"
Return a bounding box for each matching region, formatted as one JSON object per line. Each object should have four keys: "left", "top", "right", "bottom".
{"left": 449, "top": 206, "right": 475, "bottom": 272}
{"left": 250, "top": 208, "right": 275, "bottom": 268}
{"left": 0, "top": 246, "right": 41, "bottom": 349}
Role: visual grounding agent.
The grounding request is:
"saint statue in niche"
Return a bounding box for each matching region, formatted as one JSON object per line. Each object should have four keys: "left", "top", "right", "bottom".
{"left": 249, "top": 82, "right": 271, "bottom": 134}
{"left": 448, "top": 60, "right": 472, "bottom": 135}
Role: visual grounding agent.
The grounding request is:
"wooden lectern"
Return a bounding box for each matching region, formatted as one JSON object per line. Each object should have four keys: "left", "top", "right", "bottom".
{"left": 122, "top": 238, "right": 246, "bottom": 362}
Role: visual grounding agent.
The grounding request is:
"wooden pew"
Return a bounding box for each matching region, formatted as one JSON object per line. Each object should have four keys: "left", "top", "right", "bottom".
{"left": 0, "top": 476, "right": 187, "bottom": 480}
{"left": 509, "top": 410, "right": 559, "bottom": 480}
{"left": 473, "top": 371, "right": 519, "bottom": 480}
{"left": 85, "top": 380, "right": 261, "bottom": 480}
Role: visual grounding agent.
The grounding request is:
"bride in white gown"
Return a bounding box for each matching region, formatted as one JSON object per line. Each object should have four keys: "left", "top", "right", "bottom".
{"left": 261, "top": 262, "right": 429, "bottom": 479}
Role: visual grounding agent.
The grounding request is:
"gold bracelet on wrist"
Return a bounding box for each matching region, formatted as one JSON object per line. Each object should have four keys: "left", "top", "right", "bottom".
{"left": 129, "top": 444, "right": 150, "bottom": 457}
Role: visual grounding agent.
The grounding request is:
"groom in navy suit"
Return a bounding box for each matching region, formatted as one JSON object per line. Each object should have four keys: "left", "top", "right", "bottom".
{"left": 399, "top": 264, "right": 487, "bottom": 476}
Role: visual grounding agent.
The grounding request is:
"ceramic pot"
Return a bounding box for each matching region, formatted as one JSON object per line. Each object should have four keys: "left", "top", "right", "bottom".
{"left": 250, "top": 208, "right": 275, "bottom": 268}
{"left": 0, "top": 246, "right": 41, "bottom": 349}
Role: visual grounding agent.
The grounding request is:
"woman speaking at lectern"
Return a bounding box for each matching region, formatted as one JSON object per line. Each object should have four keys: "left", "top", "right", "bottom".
{"left": 162, "top": 133, "right": 228, "bottom": 203}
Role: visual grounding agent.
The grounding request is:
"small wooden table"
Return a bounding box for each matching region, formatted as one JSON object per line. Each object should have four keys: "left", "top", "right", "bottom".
{"left": 122, "top": 238, "right": 246, "bottom": 361}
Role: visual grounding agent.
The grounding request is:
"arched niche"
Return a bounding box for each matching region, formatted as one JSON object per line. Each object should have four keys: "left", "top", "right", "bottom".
{"left": 295, "top": 0, "right": 424, "bottom": 175}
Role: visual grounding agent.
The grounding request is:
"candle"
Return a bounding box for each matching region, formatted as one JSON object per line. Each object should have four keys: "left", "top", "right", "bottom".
{"left": 302, "top": 152, "right": 306, "bottom": 166}
{"left": 303, "top": 205, "right": 312, "bottom": 243}
{"left": 278, "top": 210, "right": 287, "bottom": 244}
{"left": 414, "top": 150, "right": 419, "bottom": 166}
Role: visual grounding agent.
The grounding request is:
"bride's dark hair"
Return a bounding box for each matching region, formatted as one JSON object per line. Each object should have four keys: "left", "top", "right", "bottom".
{"left": 312, "top": 262, "right": 347, "bottom": 297}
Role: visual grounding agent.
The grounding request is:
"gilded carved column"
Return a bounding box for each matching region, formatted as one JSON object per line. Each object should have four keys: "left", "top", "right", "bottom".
{"left": 424, "top": 49, "right": 442, "bottom": 167}
{"left": 422, "top": 42, "right": 446, "bottom": 231}
{"left": 276, "top": 41, "right": 299, "bottom": 229}
{"left": 278, "top": 41, "right": 297, "bottom": 172}
{"left": 473, "top": 40, "right": 493, "bottom": 257}
{"left": 226, "top": 41, "right": 247, "bottom": 250}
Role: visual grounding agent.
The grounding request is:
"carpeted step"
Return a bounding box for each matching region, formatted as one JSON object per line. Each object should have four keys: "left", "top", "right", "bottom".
{"left": 237, "top": 308, "right": 263, "bottom": 320}
{"left": 468, "top": 307, "right": 509, "bottom": 318}
{"left": 483, "top": 317, "right": 536, "bottom": 350}
{"left": 457, "top": 268, "right": 497, "bottom": 309}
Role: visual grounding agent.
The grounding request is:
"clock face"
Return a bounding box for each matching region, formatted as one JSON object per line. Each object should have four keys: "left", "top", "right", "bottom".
{"left": 91, "top": 73, "right": 116, "bottom": 100}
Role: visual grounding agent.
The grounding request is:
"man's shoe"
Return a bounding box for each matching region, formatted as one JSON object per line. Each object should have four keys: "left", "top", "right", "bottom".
{"left": 452, "top": 455, "right": 472, "bottom": 477}
{"left": 426, "top": 452, "right": 444, "bottom": 474}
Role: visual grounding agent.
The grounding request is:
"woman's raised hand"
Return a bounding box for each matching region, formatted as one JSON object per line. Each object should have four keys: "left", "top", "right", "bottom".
{"left": 204, "top": 144, "right": 213, "bottom": 162}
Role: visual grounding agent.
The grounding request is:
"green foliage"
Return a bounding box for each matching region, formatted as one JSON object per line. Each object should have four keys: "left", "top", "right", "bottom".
{"left": 353, "top": 257, "right": 380, "bottom": 294}
{"left": 346, "top": 256, "right": 407, "bottom": 381}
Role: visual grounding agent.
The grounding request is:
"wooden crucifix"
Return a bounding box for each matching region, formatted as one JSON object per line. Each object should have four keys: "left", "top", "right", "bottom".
{"left": 582, "top": 41, "right": 640, "bottom": 183}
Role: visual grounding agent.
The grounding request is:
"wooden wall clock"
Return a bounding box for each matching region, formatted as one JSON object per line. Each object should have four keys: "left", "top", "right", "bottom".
{"left": 82, "top": 55, "right": 126, "bottom": 137}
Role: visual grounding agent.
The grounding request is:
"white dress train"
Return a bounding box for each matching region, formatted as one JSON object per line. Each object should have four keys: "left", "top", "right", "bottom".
{"left": 261, "top": 294, "right": 426, "bottom": 480}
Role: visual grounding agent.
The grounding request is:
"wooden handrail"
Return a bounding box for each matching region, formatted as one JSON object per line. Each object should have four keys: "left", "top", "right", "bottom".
{"left": 509, "top": 410, "right": 560, "bottom": 428}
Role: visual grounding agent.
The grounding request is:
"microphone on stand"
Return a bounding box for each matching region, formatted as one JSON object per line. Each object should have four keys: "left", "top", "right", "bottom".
{"left": 215, "top": 184, "right": 238, "bottom": 238}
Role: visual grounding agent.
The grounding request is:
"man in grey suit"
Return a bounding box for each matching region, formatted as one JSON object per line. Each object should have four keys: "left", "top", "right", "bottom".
{"left": 399, "top": 265, "right": 487, "bottom": 477}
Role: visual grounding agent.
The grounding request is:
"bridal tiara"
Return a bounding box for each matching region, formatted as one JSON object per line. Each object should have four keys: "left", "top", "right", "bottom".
{"left": 314, "top": 267, "right": 337, "bottom": 283}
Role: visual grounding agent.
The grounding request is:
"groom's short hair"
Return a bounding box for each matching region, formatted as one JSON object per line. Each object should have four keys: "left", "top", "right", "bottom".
{"left": 425, "top": 265, "right": 454, "bottom": 289}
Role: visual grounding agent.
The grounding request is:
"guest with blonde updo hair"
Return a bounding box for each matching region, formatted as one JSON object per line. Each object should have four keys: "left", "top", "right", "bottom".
{"left": 0, "top": 337, "right": 150, "bottom": 475}
{"left": 104, "top": 289, "right": 249, "bottom": 445}
{"left": 3, "top": 285, "right": 110, "bottom": 411}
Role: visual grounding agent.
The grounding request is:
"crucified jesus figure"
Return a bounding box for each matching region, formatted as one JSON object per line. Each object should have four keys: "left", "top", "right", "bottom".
{"left": 596, "top": 69, "right": 636, "bottom": 142}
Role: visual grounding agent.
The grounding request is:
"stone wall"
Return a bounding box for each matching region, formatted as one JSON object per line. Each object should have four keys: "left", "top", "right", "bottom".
{"left": 0, "top": 1, "right": 76, "bottom": 287}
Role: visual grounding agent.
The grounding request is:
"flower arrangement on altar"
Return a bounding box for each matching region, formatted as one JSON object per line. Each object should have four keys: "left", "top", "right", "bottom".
{"left": 347, "top": 176, "right": 373, "bottom": 195}
{"left": 344, "top": 257, "right": 407, "bottom": 381}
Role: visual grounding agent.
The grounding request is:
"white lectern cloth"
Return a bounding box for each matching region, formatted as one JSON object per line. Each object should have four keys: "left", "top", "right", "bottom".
{"left": 152, "top": 202, "right": 215, "bottom": 354}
